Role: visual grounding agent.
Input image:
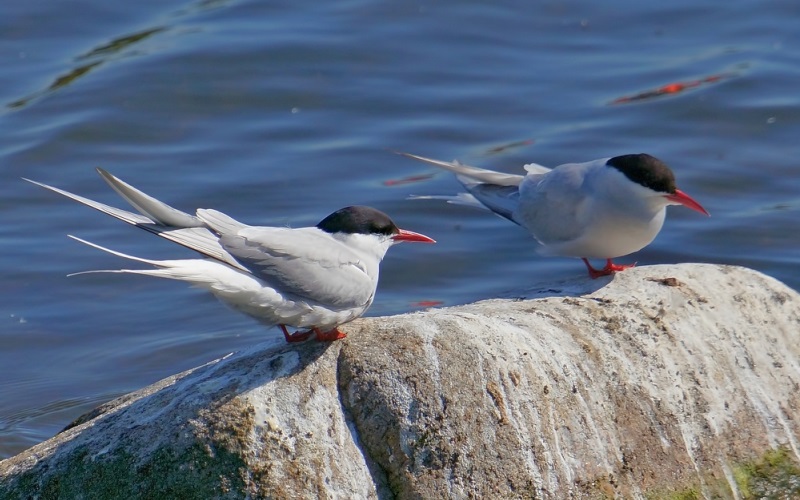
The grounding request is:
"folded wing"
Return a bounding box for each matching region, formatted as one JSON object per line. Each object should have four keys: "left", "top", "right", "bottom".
{"left": 199, "top": 209, "right": 376, "bottom": 309}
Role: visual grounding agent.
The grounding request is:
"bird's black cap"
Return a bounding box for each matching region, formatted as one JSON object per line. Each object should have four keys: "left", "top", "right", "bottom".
{"left": 317, "top": 206, "right": 399, "bottom": 236}
{"left": 606, "top": 154, "right": 677, "bottom": 194}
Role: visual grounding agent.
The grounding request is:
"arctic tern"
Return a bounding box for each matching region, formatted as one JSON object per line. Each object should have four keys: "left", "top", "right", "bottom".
{"left": 25, "top": 169, "right": 435, "bottom": 342}
{"left": 398, "top": 151, "right": 708, "bottom": 278}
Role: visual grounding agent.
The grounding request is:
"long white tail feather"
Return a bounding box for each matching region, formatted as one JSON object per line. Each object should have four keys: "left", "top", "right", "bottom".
{"left": 408, "top": 193, "right": 490, "bottom": 210}
{"left": 23, "top": 178, "right": 154, "bottom": 226}
{"left": 68, "top": 269, "right": 176, "bottom": 278}
{"left": 24, "top": 175, "right": 249, "bottom": 273}
{"left": 66, "top": 235, "right": 247, "bottom": 289}
{"left": 95, "top": 168, "right": 202, "bottom": 228}
{"left": 68, "top": 235, "right": 163, "bottom": 267}
{"left": 395, "top": 151, "right": 524, "bottom": 186}
{"left": 523, "top": 162, "right": 551, "bottom": 174}
{"left": 399, "top": 151, "right": 525, "bottom": 224}
{"left": 67, "top": 268, "right": 226, "bottom": 287}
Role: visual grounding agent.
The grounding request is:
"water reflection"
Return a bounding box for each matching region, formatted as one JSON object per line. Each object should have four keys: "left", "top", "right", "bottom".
{"left": 7, "top": 27, "right": 167, "bottom": 110}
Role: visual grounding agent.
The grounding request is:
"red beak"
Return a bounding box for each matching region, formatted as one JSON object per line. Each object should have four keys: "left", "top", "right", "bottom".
{"left": 392, "top": 229, "right": 436, "bottom": 243}
{"left": 665, "top": 189, "right": 709, "bottom": 216}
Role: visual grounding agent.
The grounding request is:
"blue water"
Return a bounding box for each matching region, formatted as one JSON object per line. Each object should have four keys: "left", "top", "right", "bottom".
{"left": 1, "top": 0, "right": 799, "bottom": 459}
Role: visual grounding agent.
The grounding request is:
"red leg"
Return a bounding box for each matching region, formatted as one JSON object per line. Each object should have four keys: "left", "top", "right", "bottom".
{"left": 582, "top": 258, "right": 611, "bottom": 279}
{"left": 313, "top": 327, "right": 347, "bottom": 341}
{"left": 582, "top": 258, "right": 635, "bottom": 279}
{"left": 280, "top": 324, "right": 313, "bottom": 343}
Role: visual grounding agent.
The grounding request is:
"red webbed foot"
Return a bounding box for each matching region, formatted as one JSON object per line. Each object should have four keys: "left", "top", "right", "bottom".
{"left": 280, "top": 325, "right": 314, "bottom": 343}
{"left": 314, "top": 328, "right": 347, "bottom": 341}
{"left": 603, "top": 259, "right": 636, "bottom": 273}
{"left": 582, "top": 258, "right": 636, "bottom": 279}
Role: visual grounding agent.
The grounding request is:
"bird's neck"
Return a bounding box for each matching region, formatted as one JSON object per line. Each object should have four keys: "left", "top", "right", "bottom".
{"left": 333, "top": 233, "right": 393, "bottom": 262}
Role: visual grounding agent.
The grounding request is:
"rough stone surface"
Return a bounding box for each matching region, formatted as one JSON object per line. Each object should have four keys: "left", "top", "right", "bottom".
{"left": 1, "top": 264, "right": 799, "bottom": 499}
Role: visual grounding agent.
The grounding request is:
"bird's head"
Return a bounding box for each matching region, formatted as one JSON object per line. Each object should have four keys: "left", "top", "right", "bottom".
{"left": 317, "top": 206, "right": 435, "bottom": 258}
{"left": 605, "top": 154, "right": 709, "bottom": 216}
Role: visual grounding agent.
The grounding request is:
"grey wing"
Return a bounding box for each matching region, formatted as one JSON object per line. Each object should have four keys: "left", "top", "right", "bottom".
{"left": 516, "top": 165, "right": 592, "bottom": 245}
{"left": 218, "top": 227, "right": 377, "bottom": 309}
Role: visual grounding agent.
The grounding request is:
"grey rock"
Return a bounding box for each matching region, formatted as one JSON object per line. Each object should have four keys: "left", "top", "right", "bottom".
{"left": 2, "top": 264, "right": 799, "bottom": 499}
